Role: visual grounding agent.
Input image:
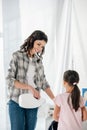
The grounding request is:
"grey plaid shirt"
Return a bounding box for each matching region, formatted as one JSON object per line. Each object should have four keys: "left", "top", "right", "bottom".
{"left": 6, "top": 50, "right": 50, "bottom": 103}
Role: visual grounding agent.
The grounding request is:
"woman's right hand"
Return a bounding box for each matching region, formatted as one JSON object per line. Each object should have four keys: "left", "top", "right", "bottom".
{"left": 30, "top": 86, "right": 40, "bottom": 99}
{"left": 14, "top": 81, "right": 40, "bottom": 99}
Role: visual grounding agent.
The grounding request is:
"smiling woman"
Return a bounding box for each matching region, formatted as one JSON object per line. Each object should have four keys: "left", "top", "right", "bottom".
{"left": 20, "top": 30, "right": 48, "bottom": 57}
{"left": 6, "top": 30, "right": 54, "bottom": 130}
{"left": 30, "top": 40, "right": 46, "bottom": 56}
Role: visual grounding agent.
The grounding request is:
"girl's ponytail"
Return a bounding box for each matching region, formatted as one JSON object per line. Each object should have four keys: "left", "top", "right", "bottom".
{"left": 63, "top": 70, "right": 80, "bottom": 111}
{"left": 71, "top": 84, "right": 80, "bottom": 111}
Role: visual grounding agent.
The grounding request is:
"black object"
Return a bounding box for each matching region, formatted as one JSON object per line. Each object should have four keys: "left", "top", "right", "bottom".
{"left": 48, "top": 120, "right": 58, "bottom": 130}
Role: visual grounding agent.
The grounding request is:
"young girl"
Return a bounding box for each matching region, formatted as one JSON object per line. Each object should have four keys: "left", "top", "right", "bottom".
{"left": 53, "top": 70, "right": 87, "bottom": 130}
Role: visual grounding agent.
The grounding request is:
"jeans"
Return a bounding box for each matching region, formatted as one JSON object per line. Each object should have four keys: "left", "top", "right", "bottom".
{"left": 8, "top": 100, "right": 38, "bottom": 130}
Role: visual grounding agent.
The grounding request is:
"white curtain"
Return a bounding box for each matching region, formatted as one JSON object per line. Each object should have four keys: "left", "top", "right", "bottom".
{"left": 71, "top": 0, "right": 87, "bottom": 89}
{"left": 53, "top": 0, "right": 73, "bottom": 94}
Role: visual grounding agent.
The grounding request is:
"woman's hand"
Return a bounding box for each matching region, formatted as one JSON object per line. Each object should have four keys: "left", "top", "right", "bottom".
{"left": 14, "top": 80, "right": 40, "bottom": 99}
{"left": 30, "top": 87, "right": 40, "bottom": 99}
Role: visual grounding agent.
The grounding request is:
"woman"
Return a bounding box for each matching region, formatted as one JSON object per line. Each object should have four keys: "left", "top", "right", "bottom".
{"left": 6, "top": 30, "right": 54, "bottom": 130}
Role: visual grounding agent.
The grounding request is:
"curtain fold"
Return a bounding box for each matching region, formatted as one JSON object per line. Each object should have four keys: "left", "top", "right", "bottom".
{"left": 71, "top": 0, "right": 87, "bottom": 89}
{"left": 54, "top": 0, "right": 73, "bottom": 95}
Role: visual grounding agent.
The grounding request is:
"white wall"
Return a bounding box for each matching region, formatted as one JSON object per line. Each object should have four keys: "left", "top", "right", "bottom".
{"left": 0, "top": 0, "right": 7, "bottom": 129}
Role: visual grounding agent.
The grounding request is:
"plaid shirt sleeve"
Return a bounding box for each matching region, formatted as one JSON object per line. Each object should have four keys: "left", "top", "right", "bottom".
{"left": 6, "top": 52, "right": 18, "bottom": 88}
{"left": 40, "top": 61, "right": 50, "bottom": 90}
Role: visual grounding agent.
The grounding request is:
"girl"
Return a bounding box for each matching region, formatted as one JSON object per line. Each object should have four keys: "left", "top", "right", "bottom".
{"left": 53, "top": 70, "right": 87, "bottom": 130}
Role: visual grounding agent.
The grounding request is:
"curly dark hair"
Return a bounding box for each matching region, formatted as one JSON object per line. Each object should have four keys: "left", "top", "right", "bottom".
{"left": 20, "top": 30, "right": 48, "bottom": 56}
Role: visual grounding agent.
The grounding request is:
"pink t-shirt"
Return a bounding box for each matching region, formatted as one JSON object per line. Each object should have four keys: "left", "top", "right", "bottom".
{"left": 54, "top": 93, "right": 85, "bottom": 130}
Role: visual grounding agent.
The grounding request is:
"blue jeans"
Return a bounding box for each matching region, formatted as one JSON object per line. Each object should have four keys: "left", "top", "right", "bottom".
{"left": 8, "top": 100, "right": 38, "bottom": 130}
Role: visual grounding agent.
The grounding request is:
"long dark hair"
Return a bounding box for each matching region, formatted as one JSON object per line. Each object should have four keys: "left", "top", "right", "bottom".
{"left": 20, "top": 30, "right": 48, "bottom": 56}
{"left": 63, "top": 70, "right": 80, "bottom": 111}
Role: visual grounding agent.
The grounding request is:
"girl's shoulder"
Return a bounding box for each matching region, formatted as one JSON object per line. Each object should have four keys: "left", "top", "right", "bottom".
{"left": 54, "top": 93, "right": 68, "bottom": 106}
{"left": 56, "top": 92, "right": 70, "bottom": 100}
{"left": 56, "top": 92, "right": 69, "bottom": 97}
